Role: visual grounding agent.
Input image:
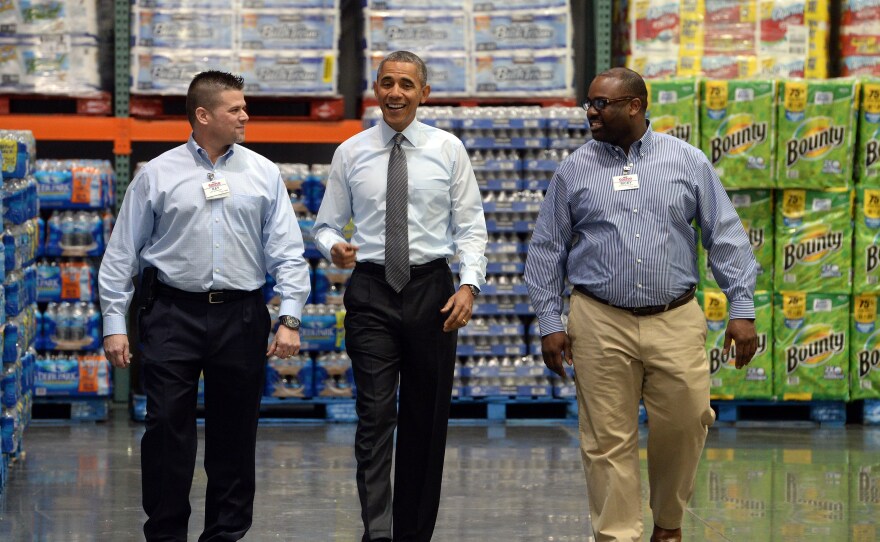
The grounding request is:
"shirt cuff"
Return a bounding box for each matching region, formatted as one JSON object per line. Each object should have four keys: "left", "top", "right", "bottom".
{"left": 102, "top": 314, "right": 128, "bottom": 337}
{"left": 537, "top": 313, "right": 566, "bottom": 337}
{"left": 728, "top": 299, "right": 756, "bottom": 320}
{"left": 279, "top": 299, "right": 304, "bottom": 320}
{"left": 458, "top": 269, "right": 483, "bottom": 290}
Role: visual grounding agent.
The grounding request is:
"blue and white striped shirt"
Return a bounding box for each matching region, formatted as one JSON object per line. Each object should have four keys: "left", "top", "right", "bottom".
{"left": 524, "top": 125, "right": 757, "bottom": 336}
{"left": 99, "top": 136, "right": 311, "bottom": 337}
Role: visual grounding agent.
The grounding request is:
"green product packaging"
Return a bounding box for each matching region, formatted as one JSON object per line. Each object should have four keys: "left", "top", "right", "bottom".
{"left": 772, "top": 448, "right": 849, "bottom": 542}
{"left": 773, "top": 291, "right": 850, "bottom": 401}
{"left": 774, "top": 189, "right": 853, "bottom": 293}
{"left": 857, "top": 79, "right": 880, "bottom": 185}
{"left": 850, "top": 293, "right": 880, "bottom": 400}
{"left": 699, "top": 189, "right": 774, "bottom": 291}
{"left": 701, "top": 79, "right": 776, "bottom": 189}
{"left": 850, "top": 448, "right": 880, "bottom": 541}
{"left": 645, "top": 79, "right": 699, "bottom": 146}
{"left": 853, "top": 187, "right": 880, "bottom": 293}
{"left": 700, "top": 289, "right": 773, "bottom": 400}
{"left": 690, "top": 447, "right": 774, "bottom": 539}
{"left": 776, "top": 79, "right": 859, "bottom": 189}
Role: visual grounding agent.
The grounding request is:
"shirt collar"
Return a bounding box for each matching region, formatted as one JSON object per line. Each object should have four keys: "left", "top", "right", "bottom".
{"left": 379, "top": 118, "right": 420, "bottom": 148}
{"left": 598, "top": 120, "right": 654, "bottom": 159}
{"left": 187, "top": 135, "right": 236, "bottom": 168}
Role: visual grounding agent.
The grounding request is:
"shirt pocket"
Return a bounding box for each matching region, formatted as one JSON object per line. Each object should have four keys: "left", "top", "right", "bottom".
{"left": 230, "top": 194, "right": 264, "bottom": 236}
{"left": 410, "top": 177, "right": 450, "bottom": 217}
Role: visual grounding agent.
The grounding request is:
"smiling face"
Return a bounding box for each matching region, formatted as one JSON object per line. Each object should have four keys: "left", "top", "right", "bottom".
{"left": 373, "top": 61, "right": 430, "bottom": 133}
{"left": 586, "top": 75, "right": 645, "bottom": 151}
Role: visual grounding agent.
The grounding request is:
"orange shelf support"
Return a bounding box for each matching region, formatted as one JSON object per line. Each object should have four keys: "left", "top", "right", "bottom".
{"left": 129, "top": 119, "right": 364, "bottom": 144}
{"left": 0, "top": 115, "right": 365, "bottom": 152}
{"left": 0, "top": 115, "right": 121, "bottom": 142}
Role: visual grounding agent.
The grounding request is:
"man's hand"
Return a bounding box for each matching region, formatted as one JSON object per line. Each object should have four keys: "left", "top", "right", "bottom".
{"left": 267, "top": 326, "right": 301, "bottom": 359}
{"left": 104, "top": 334, "right": 131, "bottom": 368}
{"left": 724, "top": 318, "right": 757, "bottom": 369}
{"left": 330, "top": 242, "right": 359, "bottom": 269}
{"left": 440, "top": 286, "right": 475, "bottom": 332}
{"left": 541, "top": 331, "right": 573, "bottom": 378}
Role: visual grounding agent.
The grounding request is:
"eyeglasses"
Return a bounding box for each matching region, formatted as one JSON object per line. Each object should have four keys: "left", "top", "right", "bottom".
{"left": 582, "top": 96, "right": 636, "bottom": 112}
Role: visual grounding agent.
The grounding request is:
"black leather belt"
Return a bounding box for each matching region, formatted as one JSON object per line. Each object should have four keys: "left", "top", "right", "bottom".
{"left": 157, "top": 283, "right": 261, "bottom": 304}
{"left": 574, "top": 285, "right": 697, "bottom": 317}
{"left": 355, "top": 258, "right": 449, "bottom": 278}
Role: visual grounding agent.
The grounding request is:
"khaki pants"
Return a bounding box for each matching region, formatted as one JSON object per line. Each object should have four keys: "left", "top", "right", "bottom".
{"left": 568, "top": 291, "right": 715, "bottom": 542}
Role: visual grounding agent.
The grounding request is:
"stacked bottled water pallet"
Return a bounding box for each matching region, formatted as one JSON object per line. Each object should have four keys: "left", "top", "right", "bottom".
{"left": 0, "top": 130, "right": 40, "bottom": 476}
{"left": 263, "top": 163, "right": 355, "bottom": 405}
{"left": 31, "top": 159, "right": 115, "bottom": 410}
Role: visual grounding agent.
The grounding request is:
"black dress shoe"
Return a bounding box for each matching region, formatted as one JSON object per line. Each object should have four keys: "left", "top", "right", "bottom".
{"left": 650, "top": 525, "right": 682, "bottom": 542}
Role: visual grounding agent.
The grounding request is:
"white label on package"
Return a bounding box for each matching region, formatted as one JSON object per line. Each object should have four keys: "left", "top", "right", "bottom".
{"left": 473, "top": 49, "right": 571, "bottom": 95}
{"left": 134, "top": 9, "right": 235, "bottom": 49}
{"left": 368, "top": 11, "right": 467, "bottom": 52}
{"left": 240, "top": 50, "right": 336, "bottom": 95}
{"left": 239, "top": 10, "right": 338, "bottom": 50}
{"left": 473, "top": 8, "right": 570, "bottom": 51}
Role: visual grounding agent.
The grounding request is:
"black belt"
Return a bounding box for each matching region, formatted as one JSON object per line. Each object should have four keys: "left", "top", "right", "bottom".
{"left": 574, "top": 285, "right": 696, "bottom": 317}
{"left": 157, "top": 283, "right": 261, "bottom": 304}
{"left": 354, "top": 258, "right": 449, "bottom": 278}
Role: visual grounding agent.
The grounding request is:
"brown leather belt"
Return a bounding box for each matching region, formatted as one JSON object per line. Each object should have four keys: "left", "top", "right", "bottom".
{"left": 574, "top": 285, "right": 697, "bottom": 317}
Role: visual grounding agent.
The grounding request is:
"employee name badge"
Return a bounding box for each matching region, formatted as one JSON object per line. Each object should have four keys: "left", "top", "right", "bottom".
{"left": 612, "top": 173, "right": 639, "bottom": 191}
{"left": 202, "top": 176, "right": 230, "bottom": 200}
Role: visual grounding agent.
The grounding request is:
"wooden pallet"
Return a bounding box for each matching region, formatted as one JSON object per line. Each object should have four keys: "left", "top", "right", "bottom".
{"left": 130, "top": 94, "right": 345, "bottom": 120}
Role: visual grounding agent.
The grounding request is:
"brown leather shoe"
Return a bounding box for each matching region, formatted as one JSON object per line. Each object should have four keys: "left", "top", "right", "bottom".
{"left": 650, "top": 525, "right": 682, "bottom": 542}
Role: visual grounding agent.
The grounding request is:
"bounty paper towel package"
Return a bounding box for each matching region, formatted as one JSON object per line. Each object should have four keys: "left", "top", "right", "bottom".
{"left": 472, "top": 49, "right": 572, "bottom": 95}
{"left": 132, "top": 9, "right": 235, "bottom": 49}
{"left": 774, "top": 188, "right": 853, "bottom": 293}
{"left": 645, "top": 78, "right": 699, "bottom": 145}
{"left": 854, "top": 187, "right": 880, "bottom": 292}
{"left": 700, "top": 189, "right": 774, "bottom": 291}
{"left": 774, "top": 291, "right": 850, "bottom": 400}
{"left": 238, "top": 10, "right": 339, "bottom": 50}
{"left": 850, "top": 293, "right": 880, "bottom": 400}
{"left": 776, "top": 79, "right": 859, "bottom": 189}
{"left": 702, "top": 289, "right": 774, "bottom": 399}
{"left": 239, "top": 50, "right": 337, "bottom": 95}
{"left": 131, "top": 48, "right": 235, "bottom": 94}
{"left": 471, "top": 8, "right": 570, "bottom": 51}
{"left": 367, "top": 11, "right": 467, "bottom": 52}
{"left": 857, "top": 78, "right": 880, "bottom": 185}
{"left": 701, "top": 79, "right": 776, "bottom": 188}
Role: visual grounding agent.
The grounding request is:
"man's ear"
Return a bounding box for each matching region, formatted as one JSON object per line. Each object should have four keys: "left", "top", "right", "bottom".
{"left": 195, "top": 106, "right": 210, "bottom": 125}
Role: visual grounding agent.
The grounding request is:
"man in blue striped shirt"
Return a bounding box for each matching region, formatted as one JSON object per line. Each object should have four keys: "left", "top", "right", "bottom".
{"left": 524, "top": 68, "right": 758, "bottom": 542}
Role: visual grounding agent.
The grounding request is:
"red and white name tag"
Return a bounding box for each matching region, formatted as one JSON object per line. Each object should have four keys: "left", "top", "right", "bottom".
{"left": 202, "top": 178, "right": 230, "bottom": 200}
{"left": 612, "top": 174, "right": 639, "bottom": 191}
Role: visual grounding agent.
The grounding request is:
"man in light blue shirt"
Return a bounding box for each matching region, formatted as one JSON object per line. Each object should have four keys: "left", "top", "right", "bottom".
{"left": 525, "top": 68, "right": 757, "bottom": 542}
{"left": 313, "top": 51, "right": 487, "bottom": 542}
{"left": 99, "top": 71, "right": 309, "bottom": 541}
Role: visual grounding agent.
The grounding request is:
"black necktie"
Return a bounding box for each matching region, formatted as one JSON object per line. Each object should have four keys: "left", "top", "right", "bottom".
{"left": 385, "top": 132, "right": 409, "bottom": 292}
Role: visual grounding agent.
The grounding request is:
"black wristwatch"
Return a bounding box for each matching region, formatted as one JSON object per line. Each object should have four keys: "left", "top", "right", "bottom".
{"left": 465, "top": 285, "right": 479, "bottom": 298}
{"left": 279, "top": 315, "right": 301, "bottom": 331}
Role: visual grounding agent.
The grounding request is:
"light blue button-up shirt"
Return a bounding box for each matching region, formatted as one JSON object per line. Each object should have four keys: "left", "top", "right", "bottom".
{"left": 525, "top": 125, "right": 757, "bottom": 336}
{"left": 99, "top": 136, "right": 310, "bottom": 337}
{"left": 313, "top": 119, "right": 488, "bottom": 288}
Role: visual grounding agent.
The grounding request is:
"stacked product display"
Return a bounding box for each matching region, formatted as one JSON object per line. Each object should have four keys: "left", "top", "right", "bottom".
{"left": 0, "top": 130, "right": 39, "bottom": 486}
{"left": 363, "top": 0, "right": 574, "bottom": 97}
{"left": 622, "top": 0, "right": 830, "bottom": 79}
{"left": 32, "top": 159, "right": 114, "bottom": 401}
{"left": 131, "top": 0, "right": 340, "bottom": 95}
{"left": 0, "top": 0, "right": 101, "bottom": 94}
{"left": 264, "top": 163, "right": 354, "bottom": 401}
{"left": 840, "top": 0, "right": 880, "bottom": 76}
{"left": 645, "top": 76, "right": 880, "bottom": 403}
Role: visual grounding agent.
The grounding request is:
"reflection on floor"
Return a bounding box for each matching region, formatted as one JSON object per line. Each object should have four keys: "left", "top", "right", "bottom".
{"left": 0, "top": 409, "right": 878, "bottom": 541}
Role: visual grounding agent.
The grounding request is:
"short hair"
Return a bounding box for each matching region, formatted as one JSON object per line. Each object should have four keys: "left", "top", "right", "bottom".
{"left": 186, "top": 71, "right": 245, "bottom": 127}
{"left": 376, "top": 51, "right": 428, "bottom": 87}
{"left": 595, "top": 67, "right": 649, "bottom": 112}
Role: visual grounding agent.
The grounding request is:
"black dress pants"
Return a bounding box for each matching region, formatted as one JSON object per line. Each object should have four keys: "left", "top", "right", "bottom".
{"left": 138, "top": 288, "right": 270, "bottom": 542}
{"left": 344, "top": 260, "right": 458, "bottom": 542}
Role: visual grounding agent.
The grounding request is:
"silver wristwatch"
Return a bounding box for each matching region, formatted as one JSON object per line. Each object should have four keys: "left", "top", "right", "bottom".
{"left": 466, "top": 285, "right": 479, "bottom": 298}
{"left": 279, "top": 315, "right": 301, "bottom": 331}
